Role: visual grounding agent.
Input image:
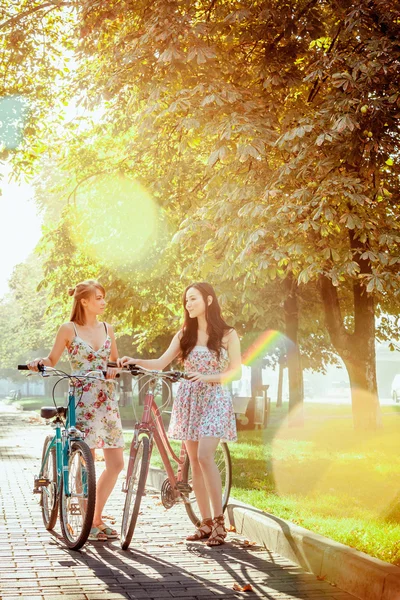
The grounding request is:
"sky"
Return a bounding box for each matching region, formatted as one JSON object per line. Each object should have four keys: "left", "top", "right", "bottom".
{"left": 0, "top": 169, "right": 42, "bottom": 298}
{"left": 0, "top": 92, "right": 104, "bottom": 301}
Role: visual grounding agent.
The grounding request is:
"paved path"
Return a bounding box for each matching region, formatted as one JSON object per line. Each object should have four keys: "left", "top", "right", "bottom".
{"left": 0, "top": 405, "right": 356, "bottom": 600}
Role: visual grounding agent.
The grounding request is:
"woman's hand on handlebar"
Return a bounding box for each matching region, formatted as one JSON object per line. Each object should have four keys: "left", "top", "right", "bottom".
{"left": 106, "top": 366, "right": 119, "bottom": 379}
{"left": 117, "top": 356, "right": 137, "bottom": 368}
{"left": 27, "top": 358, "right": 44, "bottom": 372}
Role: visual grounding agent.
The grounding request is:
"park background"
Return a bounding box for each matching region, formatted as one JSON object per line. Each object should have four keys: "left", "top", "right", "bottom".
{"left": 1, "top": 0, "right": 400, "bottom": 566}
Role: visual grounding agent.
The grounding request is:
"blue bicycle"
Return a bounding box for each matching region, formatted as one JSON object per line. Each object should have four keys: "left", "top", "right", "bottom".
{"left": 18, "top": 364, "right": 99, "bottom": 550}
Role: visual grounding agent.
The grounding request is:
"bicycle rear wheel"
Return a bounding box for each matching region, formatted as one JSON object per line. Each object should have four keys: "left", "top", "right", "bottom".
{"left": 121, "top": 434, "right": 150, "bottom": 550}
{"left": 59, "top": 439, "right": 96, "bottom": 550}
{"left": 40, "top": 435, "right": 58, "bottom": 530}
{"left": 182, "top": 442, "right": 232, "bottom": 525}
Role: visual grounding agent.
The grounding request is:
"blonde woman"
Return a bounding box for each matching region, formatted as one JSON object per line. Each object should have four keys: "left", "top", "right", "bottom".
{"left": 28, "top": 280, "right": 124, "bottom": 541}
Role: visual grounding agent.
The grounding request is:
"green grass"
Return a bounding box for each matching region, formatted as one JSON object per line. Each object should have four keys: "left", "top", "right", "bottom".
{"left": 228, "top": 403, "right": 400, "bottom": 565}
{"left": 10, "top": 396, "right": 51, "bottom": 411}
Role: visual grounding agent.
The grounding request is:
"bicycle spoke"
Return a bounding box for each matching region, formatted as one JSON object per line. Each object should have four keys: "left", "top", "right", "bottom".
{"left": 121, "top": 435, "right": 150, "bottom": 550}
{"left": 40, "top": 436, "right": 58, "bottom": 531}
{"left": 59, "top": 440, "right": 95, "bottom": 550}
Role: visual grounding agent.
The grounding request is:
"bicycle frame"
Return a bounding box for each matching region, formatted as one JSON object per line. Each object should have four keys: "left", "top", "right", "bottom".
{"left": 39, "top": 388, "right": 86, "bottom": 498}
{"left": 127, "top": 378, "right": 186, "bottom": 493}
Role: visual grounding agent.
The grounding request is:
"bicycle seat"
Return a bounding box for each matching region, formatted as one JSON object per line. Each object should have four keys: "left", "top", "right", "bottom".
{"left": 40, "top": 407, "right": 67, "bottom": 419}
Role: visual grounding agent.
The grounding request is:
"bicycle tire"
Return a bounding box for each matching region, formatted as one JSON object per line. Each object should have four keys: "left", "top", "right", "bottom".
{"left": 40, "top": 435, "right": 58, "bottom": 530}
{"left": 121, "top": 435, "right": 150, "bottom": 550}
{"left": 59, "top": 439, "right": 96, "bottom": 550}
{"left": 182, "top": 442, "right": 232, "bottom": 525}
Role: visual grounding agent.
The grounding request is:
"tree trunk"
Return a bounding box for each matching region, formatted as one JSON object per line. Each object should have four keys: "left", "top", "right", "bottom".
{"left": 320, "top": 268, "right": 381, "bottom": 430}
{"left": 284, "top": 278, "right": 304, "bottom": 427}
{"left": 247, "top": 361, "right": 263, "bottom": 429}
{"left": 276, "top": 359, "right": 284, "bottom": 408}
{"left": 347, "top": 356, "right": 380, "bottom": 430}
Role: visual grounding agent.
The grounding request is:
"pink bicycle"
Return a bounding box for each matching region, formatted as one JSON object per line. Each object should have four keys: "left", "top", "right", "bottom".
{"left": 109, "top": 362, "right": 232, "bottom": 550}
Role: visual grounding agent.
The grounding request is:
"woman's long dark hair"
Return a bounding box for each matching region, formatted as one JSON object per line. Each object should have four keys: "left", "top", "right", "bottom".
{"left": 179, "top": 282, "right": 232, "bottom": 361}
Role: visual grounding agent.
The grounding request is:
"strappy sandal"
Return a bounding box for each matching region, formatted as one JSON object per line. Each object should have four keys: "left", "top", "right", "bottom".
{"left": 88, "top": 526, "right": 108, "bottom": 541}
{"left": 186, "top": 517, "right": 213, "bottom": 541}
{"left": 206, "top": 514, "right": 227, "bottom": 547}
{"left": 98, "top": 523, "right": 118, "bottom": 539}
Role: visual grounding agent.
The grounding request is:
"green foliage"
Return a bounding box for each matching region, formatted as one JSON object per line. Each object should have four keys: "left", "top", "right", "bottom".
{"left": 0, "top": 254, "right": 53, "bottom": 367}
{"left": 69, "top": 0, "right": 400, "bottom": 308}
{"left": 0, "top": 1, "right": 75, "bottom": 173}
{"left": 1, "top": 0, "right": 399, "bottom": 383}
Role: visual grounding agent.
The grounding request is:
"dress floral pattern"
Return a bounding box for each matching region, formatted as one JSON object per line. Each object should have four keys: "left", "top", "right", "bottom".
{"left": 168, "top": 346, "right": 237, "bottom": 442}
{"left": 67, "top": 324, "right": 124, "bottom": 449}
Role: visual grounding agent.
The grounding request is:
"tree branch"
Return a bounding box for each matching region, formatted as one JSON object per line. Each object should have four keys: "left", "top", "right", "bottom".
{"left": 265, "top": 0, "right": 319, "bottom": 54}
{"left": 307, "top": 24, "right": 342, "bottom": 103}
{"left": 348, "top": 229, "right": 375, "bottom": 339}
{"left": 206, "top": 0, "right": 218, "bottom": 22}
{"left": 0, "top": 2, "right": 72, "bottom": 31}
{"left": 67, "top": 170, "right": 108, "bottom": 204}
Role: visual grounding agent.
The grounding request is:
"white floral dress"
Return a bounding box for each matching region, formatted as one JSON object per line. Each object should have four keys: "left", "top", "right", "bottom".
{"left": 67, "top": 322, "right": 124, "bottom": 449}
{"left": 168, "top": 346, "right": 237, "bottom": 442}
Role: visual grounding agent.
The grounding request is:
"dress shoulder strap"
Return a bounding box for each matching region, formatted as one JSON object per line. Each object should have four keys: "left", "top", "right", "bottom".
{"left": 71, "top": 322, "right": 78, "bottom": 336}
{"left": 103, "top": 322, "right": 108, "bottom": 334}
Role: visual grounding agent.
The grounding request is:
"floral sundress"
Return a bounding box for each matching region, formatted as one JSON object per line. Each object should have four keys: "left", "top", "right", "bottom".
{"left": 168, "top": 346, "right": 237, "bottom": 442}
{"left": 67, "top": 322, "right": 124, "bottom": 449}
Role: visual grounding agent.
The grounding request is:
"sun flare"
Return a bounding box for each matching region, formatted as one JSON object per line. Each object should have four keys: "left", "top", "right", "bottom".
{"left": 71, "top": 174, "right": 159, "bottom": 269}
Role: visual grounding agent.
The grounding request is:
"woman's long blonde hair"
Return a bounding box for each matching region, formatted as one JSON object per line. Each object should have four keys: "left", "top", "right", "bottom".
{"left": 69, "top": 280, "right": 105, "bottom": 325}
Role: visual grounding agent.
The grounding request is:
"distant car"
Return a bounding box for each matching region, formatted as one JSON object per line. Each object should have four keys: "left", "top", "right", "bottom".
{"left": 327, "top": 380, "right": 351, "bottom": 398}
{"left": 391, "top": 375, "right": 400, "bottom": 403}
{"left": 303, "top": 379, "right": 314, "bottom": 399}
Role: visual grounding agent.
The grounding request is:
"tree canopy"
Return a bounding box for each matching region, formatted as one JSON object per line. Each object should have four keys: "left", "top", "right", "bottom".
{"left": 1, "top": 0, "right": 399, "bottom": 427}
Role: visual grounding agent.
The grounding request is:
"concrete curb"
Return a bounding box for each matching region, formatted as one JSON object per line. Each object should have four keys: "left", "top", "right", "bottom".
{"left": 148, "top": 466, "right": 400, "bottom": 600}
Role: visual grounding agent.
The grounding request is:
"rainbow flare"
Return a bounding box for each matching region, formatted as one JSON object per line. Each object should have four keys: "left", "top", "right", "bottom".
{"left": 222, "top": 329, "right": 288, "bottom": 385}
{"left": 242, "top": 329, "right": 285, "bottom": 367}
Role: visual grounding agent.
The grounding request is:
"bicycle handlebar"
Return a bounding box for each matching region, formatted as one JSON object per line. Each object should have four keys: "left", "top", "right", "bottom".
{"left": 107, "top": 362, "right": 189, "bottom": 381}
{"left": 18, "top": 365, "right": 119, "bottom": 379}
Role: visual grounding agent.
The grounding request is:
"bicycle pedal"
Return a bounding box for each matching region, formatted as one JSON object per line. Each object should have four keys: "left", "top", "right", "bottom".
{"left": 175, "top": 482, "right": 192, "bottom": 494}
{"left": 69, "top": 504, "right": 81, "bottom": 515}
{"left": 34, "top": 477, "right": 50, "bottom": 488}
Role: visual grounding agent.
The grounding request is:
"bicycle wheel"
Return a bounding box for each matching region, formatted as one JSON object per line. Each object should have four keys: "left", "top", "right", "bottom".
{"left": 182, "top": 442, "right": 232, "bottom": 525}
{"left": 59, "top": 439, "right": 96, "bottom": 550}
{"left": 121, "top": 435, "right": 150, "bottom": 550}
{"left": 40, "top": 435, "right": 58, "bottom": 530}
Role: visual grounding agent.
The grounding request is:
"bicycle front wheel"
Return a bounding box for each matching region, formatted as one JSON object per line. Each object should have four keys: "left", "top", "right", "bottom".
{"left": 121, "top": 435, "right": 150, "bottom": 550}
{"left": 59, "top": 440, "right": 96, "bottom": 550}
{"left": 182, "top": 442, "right": 232, "bottom": 525}
{"left": 40, "top": 435, "right": 58, "bottom": 530}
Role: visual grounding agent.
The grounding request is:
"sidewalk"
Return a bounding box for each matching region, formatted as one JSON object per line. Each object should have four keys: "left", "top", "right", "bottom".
{"left": 0, "top": 405, "right": 356, "bottom": 600}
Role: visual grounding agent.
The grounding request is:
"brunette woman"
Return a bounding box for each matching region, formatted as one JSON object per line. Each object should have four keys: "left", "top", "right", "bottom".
{"left": 119, "top": 282, "right": 241, "bottom": 546}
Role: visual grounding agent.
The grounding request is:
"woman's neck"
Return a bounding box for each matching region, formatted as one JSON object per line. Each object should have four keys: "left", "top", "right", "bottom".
{"left": 197, "top": 315, "right": 208, "bottom": 333}
{"left": 81, "top": 314, "right": 99, "bottom": 328}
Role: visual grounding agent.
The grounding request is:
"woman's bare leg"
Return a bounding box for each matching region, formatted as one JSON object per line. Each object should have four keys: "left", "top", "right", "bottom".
{"left": 185, "top": 440, "right": 211, "bottom": 520}
{"left": 197, "top": 437, "right": 222, "bottom": 517}
{"left": 92, "top": 447, "right": 124, "bottom": 527}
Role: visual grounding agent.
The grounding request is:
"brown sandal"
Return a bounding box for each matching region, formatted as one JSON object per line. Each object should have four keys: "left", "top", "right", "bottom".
{"left": 186, "top": 518, "right": 213, "bottom": 541}
{"left": 206, "top": 514, "right": 227, "bottom": 547}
